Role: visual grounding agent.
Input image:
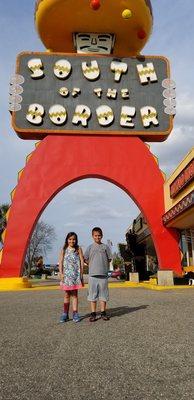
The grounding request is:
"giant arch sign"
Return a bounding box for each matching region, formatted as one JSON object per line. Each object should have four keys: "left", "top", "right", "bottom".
{"left": 0, "top": 0, "right": 181, "bottom": 284}
{"left": 0, "top": 136, "right": 181, "bottom": 277}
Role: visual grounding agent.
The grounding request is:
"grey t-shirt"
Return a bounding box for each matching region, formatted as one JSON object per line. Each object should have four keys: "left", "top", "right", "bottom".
{"left": 84, "top": 243, "right": 112, "bottom": 277}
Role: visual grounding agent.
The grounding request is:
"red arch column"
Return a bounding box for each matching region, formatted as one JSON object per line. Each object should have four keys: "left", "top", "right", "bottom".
{"left": 0, "top": 136, "right": 181, "bottom": 277}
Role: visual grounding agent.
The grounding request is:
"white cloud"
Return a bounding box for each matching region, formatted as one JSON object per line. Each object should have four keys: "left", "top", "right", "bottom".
{"left": 63, "top": 222, "right": 83, "bottom": 228}
{"left": 74, "top": 205, "right": 123, "bottom": 220}
{"left": 69, "top": 186, "right": 108, "bottom": 204}
{"left": 176, "top": 94, "right": 194, "bottom": 127}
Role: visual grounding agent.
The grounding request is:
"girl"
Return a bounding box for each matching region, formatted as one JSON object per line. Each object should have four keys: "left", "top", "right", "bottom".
{"left": 59, "top": 232, "right": 84, "bottom": 323}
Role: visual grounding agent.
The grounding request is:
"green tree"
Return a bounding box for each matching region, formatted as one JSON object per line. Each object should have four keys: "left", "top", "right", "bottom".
{"left": 0, "top": 203, "right": 9, "bottom": 245}
{"left": 112, "top": 254, "right": 123, "bottom": 270}
{"left": 25, "top": 220, "right": 56, "bottom": 277}
{"left": 118, "top": 243, "right": 133, "bottom": 262}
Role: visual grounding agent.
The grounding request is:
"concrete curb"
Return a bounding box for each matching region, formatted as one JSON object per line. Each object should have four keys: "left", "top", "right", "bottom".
{"left": 0, "top": 279, "right": 194, "bottom": 292}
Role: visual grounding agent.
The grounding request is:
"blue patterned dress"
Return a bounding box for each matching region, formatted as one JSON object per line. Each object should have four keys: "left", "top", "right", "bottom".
{"left": 60, "top": 247, "right": 83, "bottom": 291}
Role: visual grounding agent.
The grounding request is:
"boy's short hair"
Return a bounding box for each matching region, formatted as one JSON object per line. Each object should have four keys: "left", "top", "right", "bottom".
{"left": 92, "top": 227, "right": 103, "bottom": 236}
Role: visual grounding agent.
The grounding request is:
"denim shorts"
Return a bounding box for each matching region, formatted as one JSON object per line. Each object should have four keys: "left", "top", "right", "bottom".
{"left": 87, "top": 276, "right": 109, "bottom": 302}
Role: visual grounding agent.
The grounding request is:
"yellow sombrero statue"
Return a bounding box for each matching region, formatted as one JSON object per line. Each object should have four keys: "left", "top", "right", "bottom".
{"left": 35, "top": 0, "right": 153, "bottom": 56}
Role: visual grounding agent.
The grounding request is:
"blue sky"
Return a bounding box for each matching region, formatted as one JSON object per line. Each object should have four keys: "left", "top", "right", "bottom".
{"left": 0, "top": 0, "right": 194, "bottom": 263}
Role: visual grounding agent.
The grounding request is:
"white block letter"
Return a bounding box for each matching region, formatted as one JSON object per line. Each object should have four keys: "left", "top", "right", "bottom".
{"left": 120, "top": 106, "right": 136, "bottom": 127}
{"left": 96, "top": 105, "right": 114, "bottom": 126}
{"left": 121, "top": 89, "right": 129, "bottom": 99}
{"left": 54, "top": 60, "right": 72, "bottom": 79}
{"left": 26, "top": 104, "right": 44, "bottom": 125}
{"left": 82, "top": 60, "right": 100, "bottom": 81}
{"left": 59, "top": 87, "right": 69, "bottom": 97}
{"left": 72, "top": 105, "right": 91, "bottom": 127}
{"left": 137, "top": 63, "right": 158, "bottom": 84}
{"left": 107, "top": 89, "right": 117, "bottom": 99}
{"left": 28, "top": 58, "right": 44, "bottom": 79}
{"left": 49, "top": 105, "right": 67, "bottom": 125}
{"left": 111, "top": 61, "right": 128, "bottom": 82}
{"left": 71, "top": 88, "right": 81, "bottom": 97}
{"left": 94, "top": 88, "right": 102, "bottom": 98}
{"left": 140, "top": 106, "right": 159, "bottom": 127}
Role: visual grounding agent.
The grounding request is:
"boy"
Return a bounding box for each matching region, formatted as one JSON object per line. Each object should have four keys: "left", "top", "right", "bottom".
{"left": 84, "top": 227, "right": 112, "bottom": 322}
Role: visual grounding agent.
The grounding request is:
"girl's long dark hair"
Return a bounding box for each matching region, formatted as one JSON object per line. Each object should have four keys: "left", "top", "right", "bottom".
{"left": 63, "top": 232, "right": 79, "bottom": 253}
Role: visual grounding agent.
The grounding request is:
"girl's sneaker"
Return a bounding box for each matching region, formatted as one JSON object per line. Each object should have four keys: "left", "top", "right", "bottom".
{"left": 73, "top": 312, "right": 81, "bottom": 323}
{"left": 60, "top": 312, "right": 68, "bottom": 323}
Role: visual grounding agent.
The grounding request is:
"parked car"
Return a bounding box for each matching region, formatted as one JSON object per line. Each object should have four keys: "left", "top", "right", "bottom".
{"left": 108, "top": 269, "right": 125, "bottom": 280}
{"left": 44, "top": 264, "right": 51, "bottom": 269}
{"left": 52, "top": 265, "right": 59, "bottom": 276}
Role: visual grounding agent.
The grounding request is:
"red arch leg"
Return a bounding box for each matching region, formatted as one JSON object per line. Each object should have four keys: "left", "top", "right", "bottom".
{"left": 0, "top": 136, "right": 181, "bottom": 277}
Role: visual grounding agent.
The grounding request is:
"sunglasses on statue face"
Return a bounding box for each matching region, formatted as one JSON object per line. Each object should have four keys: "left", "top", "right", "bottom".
{"left": 73, "top": 33, "right": 115, "bottom": 54}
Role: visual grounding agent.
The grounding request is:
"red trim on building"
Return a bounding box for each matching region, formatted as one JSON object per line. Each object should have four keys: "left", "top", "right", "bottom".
{"left": 170, "top": 159, "right": 194, "bottom": 198}
{"left": 163, "top": 191, "right": 194, "bottom": 224}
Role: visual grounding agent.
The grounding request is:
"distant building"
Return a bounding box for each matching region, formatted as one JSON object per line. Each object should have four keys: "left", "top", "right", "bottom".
{"left": 125, "top": 214, "right": 158, "bottom": 280}
{"left": 163, "top": 147, "right": 194, "bottom": 272}
{"left": 124, "top": 147, "right": 194, "bottom": 278}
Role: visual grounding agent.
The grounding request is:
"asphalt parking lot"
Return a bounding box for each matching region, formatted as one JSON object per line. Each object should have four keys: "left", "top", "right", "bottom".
{"left": 0, "top": 287, "right": 194, "bottom": 400}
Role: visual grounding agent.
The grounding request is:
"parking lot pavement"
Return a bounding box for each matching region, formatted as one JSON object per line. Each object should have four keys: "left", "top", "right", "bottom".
{"left": 0, "top": 287, "right": 194, "bottom": 400}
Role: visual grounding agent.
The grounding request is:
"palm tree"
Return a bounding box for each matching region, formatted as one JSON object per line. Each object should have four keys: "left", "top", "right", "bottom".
{"left": 0, "top": 203, "right": 9, "bottom": 245}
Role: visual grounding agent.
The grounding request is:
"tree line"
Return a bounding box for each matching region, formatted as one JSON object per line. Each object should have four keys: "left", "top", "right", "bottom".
{"left": 0, "top": 203, "right": 56, "bottom": 277}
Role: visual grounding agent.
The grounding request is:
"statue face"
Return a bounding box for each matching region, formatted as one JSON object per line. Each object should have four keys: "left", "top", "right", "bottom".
{"left": 35, "top": 0, "right": 153, "bottom": 56}
{"left": 74, "top": 33, "right": 115, "bottom": 54}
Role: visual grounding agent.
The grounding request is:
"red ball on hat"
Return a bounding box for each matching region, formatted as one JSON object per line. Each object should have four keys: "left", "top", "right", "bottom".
{"left": 138, "top": 29, "right": 147, "bottom": 40}
{"left": 90, "top": 0, "right": 101, "bottom": 10}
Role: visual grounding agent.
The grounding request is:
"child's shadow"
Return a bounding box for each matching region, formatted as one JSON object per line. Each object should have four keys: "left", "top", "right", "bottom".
{"left": 80, "top": 305, "right": 148, "bottom": 321}
{"left": 107, "top": 305, "right": 148, "bottom": 318}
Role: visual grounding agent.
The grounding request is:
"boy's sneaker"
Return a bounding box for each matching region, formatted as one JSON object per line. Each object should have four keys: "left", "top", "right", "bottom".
{"left": 59, "top": 312, "right": 68, "bottom": 323}
{"left": 89, "top": 312, "right": 97, "bottom": 322}
{"left": 73, "top": 312, "right": 81, "bottom": 323}
{"left": 101, "top": 312, "right": 110, "bottom": 321}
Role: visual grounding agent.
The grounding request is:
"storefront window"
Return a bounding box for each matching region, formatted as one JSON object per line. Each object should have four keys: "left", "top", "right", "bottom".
{"left": 180, "top": 229, "right": 194, "bottom": 266}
